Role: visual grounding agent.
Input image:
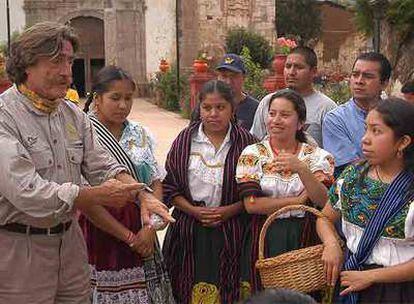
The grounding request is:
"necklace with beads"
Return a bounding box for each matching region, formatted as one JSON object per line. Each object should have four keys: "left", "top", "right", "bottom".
{"left": 375, "top": 165, "right": 400, "bottom": 184}
{"left": 271, "top": 141, "right": 300, "bottom": 156}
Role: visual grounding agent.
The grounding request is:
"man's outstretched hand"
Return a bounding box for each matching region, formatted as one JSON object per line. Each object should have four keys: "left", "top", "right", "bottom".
{"left": 98, "top": 179, "right": 146, "bottom": 208}
{"left": 139, "top": 191, "right": 175, "bottom": 225}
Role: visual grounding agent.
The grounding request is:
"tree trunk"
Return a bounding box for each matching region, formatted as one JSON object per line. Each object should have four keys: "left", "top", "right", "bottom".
{"left": 381, "top": 21, "right": 414, "bottom": 92}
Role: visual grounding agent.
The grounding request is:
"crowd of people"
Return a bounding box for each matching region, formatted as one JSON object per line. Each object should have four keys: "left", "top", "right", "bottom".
{"left": 0, "top": 21, "right": 413, "bottom": 304}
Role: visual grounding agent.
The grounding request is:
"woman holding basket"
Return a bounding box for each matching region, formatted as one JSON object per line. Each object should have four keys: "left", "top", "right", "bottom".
{"left": 317, "top": 98, "right": 414, "bottom": 303}
{"left": 236, "top": 89, "right": 335, "bottom": 293}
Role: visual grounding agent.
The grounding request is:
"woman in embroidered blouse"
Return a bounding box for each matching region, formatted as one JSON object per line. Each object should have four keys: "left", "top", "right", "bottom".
{"left": 79, "top": 66, "right": 174, "bottom": 303}
{"left": 317, "top": 98, "right": 414, "bottom": 303}
{"left": 162, "top": 80, "right": 257, "bottom": 304}
{"left": 236, "top": 89, "right": 334, "bottom": 292}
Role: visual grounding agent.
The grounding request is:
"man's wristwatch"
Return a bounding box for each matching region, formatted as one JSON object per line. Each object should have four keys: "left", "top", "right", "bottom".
{"left": 138, "top": 184, "right": 154, "bottom": 194}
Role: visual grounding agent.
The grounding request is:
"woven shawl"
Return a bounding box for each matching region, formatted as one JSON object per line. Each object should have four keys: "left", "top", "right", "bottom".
{"left": 89, "top": 116, "right": 139, "bottom": 180}
{"left": 162, "top": 121, "right": 257, "bottom": 304}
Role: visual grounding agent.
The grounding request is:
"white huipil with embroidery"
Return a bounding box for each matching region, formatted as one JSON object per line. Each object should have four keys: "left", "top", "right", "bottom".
{"left": 236, "top": 139, "right": 334, "bottom": 218}
{"left": 188, "top": 124, "right": 232, "bottom": 207}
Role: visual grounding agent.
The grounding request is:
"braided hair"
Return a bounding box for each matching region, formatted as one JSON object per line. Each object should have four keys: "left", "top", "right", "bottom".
{"left": 83, "top": 65, "right": 136, "bottom": 113}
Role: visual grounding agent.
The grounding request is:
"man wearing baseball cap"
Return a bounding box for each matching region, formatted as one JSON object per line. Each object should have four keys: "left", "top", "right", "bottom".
{"left": 216, "top": 53, "right": 259, "bottom": 130}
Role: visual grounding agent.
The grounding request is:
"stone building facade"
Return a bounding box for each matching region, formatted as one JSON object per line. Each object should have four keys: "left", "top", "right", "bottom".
{"left": 180, "top": 0, "right": 276, "bottom": 69}
{"left": 23, "top": 0, "right": 275, "bottom": 96}
{"left": 24, "top": 0, "right": 147, "bottom": 96}
{"left": 314, "top": 1, "right": 369, "bottom": 74}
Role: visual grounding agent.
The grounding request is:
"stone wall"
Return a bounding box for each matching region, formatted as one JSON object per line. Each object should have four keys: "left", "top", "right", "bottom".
{"left": 0, "top": 0, "right": 25, "bottom": 43}
{"left": 180, "top": 0, "right": 275, "bottom": 70}
{"left": 22, "top": 0, "right": 275, "bottom": 94}
{"left": 24, "top": 0, "right": 148, "bottom": 95}
{"left": 314, "top": 32, "right": 369, "bottom": 75}
{"left": 314, "top": 2, "right": 369, "bottom": 75}
{"left": 145, "top": 0, "right": 176, "bottom": 78}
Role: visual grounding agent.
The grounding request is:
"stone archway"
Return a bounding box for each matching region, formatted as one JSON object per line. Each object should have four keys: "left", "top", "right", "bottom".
{"left": 24, "top": 1, "right": 148, "bottom": 96}
{"left": 57, "top": 9, "right": 104, "bottom": 25}
{"left": 67, "top": 16, "right": 105, "bottom": 96}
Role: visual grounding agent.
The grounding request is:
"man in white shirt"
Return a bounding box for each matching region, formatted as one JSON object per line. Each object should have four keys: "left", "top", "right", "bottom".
{"left": 250, "top": 47, "right": 337, "bottom": 147}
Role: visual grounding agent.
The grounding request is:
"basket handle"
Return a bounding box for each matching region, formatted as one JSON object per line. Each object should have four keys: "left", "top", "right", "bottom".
{"left": 258, "top": 204, "right": 337, "bottom": 260}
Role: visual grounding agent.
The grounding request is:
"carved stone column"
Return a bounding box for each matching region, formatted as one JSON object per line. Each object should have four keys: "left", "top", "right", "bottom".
{"left": 104, "top": 1, "right": 147, "bottom": 95}
{"left": 225, "top": 0, "right": 252, "bottom": 29}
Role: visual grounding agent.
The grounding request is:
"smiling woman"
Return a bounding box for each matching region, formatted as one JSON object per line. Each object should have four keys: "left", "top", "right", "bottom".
{"left": 236, "top": 89, "right": 334, "bottom": 293}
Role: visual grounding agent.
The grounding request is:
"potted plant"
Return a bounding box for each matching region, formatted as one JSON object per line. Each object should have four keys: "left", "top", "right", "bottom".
{"left": 159, "top": 58, "right": 170, "bottom": 73}
{"left": 273, "top": 37, "right": 297, "bottom": 73}
{"left": 193, "top": 51, "right": 211, "bottom": 74}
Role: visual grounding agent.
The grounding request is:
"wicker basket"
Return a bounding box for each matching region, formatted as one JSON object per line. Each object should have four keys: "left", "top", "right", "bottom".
{"left": 255, "top": 205, "right": 341, "bottom": 293}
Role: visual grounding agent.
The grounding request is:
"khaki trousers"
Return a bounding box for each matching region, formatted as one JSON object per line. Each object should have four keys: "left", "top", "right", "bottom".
{"left": 0, "top": 221, "right": 90, "bottom": 304}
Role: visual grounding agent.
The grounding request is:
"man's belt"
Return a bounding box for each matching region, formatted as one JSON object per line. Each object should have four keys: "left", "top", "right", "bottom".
{"left": 0, "top": 221, "right": 72, "bottom": 235}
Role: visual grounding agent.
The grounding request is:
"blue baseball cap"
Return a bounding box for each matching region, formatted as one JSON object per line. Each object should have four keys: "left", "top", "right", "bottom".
{"left": 216, "top": 53, "right": 246, "bottom": 74}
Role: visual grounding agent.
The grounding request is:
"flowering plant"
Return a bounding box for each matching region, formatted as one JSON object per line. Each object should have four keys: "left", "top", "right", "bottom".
{"left": 276, "top": 37, "right": 297, "bottom": 55}
{"left": 196, "top": 51, "right": 213, "bottom": 62}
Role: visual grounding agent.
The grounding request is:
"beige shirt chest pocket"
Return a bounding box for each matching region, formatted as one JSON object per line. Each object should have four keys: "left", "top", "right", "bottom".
{"left": 66, "top": 146, "right": 84, "bottom": 185}
{"left": 30, "top": 149, "right": 54, "bottom": 178}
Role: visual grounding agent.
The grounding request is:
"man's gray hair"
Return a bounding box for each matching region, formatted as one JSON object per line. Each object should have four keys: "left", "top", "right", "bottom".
{"left": 6, "top": 22, "right": 79, "bottom": 85}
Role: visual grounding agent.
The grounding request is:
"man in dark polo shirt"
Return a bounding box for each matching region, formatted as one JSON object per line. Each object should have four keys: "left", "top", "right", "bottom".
{"left": 216, "top": 53, "right": 259, "bottom": 130}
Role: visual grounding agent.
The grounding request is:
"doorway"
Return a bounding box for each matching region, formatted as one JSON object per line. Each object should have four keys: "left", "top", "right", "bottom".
{"left": 72, "top": 58, "right": 86, "bottom": 97}
{"left": 90, "top": 58, "right": 105, "bottom": 83}
{"left": 69, "top": 16, "right": 105, "bottom": 95}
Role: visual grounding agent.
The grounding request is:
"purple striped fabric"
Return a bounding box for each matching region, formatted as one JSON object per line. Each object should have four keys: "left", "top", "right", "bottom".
{"left": 162, "top": 121, "right": 257, "bottom": 304}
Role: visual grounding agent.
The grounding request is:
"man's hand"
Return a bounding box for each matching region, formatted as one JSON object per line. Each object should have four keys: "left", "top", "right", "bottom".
{"left": 139, "top": 191, "right": 175, "bottom": 225}
{"left": 97, "top": 179, "right": 145, "bottom": 208}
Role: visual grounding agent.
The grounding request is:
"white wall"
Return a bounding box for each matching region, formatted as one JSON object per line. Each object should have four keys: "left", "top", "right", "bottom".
{"left": 145, "top": 0, "right": 176, "bottom": 79}
{"left": 0, "top": 0, "right": 25, "bottom": 43}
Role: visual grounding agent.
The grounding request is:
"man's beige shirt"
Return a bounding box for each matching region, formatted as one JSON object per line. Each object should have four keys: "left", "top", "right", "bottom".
{"left": 0, "top": 86, "right": 126, "bottom": 227}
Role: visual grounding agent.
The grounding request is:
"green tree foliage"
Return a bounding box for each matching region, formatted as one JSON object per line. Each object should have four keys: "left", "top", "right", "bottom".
{"left": 276, "top": 0, "right": 322, "bottom": 45}
{"left": 355, "top": 0, "right": 414, "bottom": 40}
{"left": 354, "top": 0, "right": 375, "bottom": 36}
{"left": 225, "top": 27, "right": 274, "bottom": 69}
{"left": 151, "top": 65, "right": 188, "bottom": 112}
{"left": 0, "top": 30, "right": 21, "bottom": 56}
{"left": 240, "top": 46, "right": 267, "bottom": 100}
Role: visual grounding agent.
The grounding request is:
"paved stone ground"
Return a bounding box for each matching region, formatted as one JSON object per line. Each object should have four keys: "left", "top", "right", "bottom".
{"left": 128, "top": 98, "right": 189, "bottom": 165}
{"left": 129, "top": 98, "right": 189, "bottom": 244}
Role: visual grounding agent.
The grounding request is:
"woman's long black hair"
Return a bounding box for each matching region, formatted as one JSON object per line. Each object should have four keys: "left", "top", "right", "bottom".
{"left": 190, "top": 79, "right": 237, "bottom": 123}
{"left": 357, "top": 98, "right": 414, "bottom": 201}
{"left": 83, "top": 65, "right": 136, "bottom": 113}
{"left": 374, "top": 98, "right": 414, "bottom": 173}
